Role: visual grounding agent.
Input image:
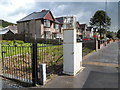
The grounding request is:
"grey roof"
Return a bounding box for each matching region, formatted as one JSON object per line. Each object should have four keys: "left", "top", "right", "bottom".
{"left": 0, "top": 27, "right": 17, "bottom": 35}
{"left": 55, "top": 19, "right": 60, "bottom": 24}
{"left": 80, "top": 24, "right": 87, "bottom": 29}
{"left": 17, "top": 10, "right": 49, "bottom": 23}
{"left": 55, "top": 17, "right": 64, "bottom": 24}
{"left": 87, "top": 27, "right": 93, "bottom": 31}
{"left": 0, "top": 29, "right": 9, "bottom": 35}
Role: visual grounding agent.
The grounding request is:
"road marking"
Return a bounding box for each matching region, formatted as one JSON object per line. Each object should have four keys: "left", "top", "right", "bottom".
{"left": 82, "top": 61, "right": 119, "bottom": 67}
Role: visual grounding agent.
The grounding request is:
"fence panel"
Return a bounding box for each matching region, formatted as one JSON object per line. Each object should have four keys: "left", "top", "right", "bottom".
{"left": 82, "top": 40, "right": 96, "bottom": 50}
{"left": 1, "top": 39, "right": 63, "bottom": 85}
{"left": 37, "top": 39, "right": 63, "bottom": 83}
{"left": 1, "top": 43, "right": 33, "bottom": 84}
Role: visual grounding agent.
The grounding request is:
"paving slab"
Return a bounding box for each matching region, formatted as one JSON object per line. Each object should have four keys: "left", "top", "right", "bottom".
{"left": 42, "top": 42, "right": 119, "bottom": 88}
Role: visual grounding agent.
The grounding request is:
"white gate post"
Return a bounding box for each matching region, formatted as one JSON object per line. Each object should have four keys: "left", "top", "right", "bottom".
{"left": 0, "top": 43, "right": 1, "bottom": 90}
{"left": 63, "top": 16, "right": 82, "bottom": 76}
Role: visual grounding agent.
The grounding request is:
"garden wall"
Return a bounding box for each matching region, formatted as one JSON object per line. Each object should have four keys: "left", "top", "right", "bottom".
{"left": 82, "top": 40, "right": 97, "bottom": 50}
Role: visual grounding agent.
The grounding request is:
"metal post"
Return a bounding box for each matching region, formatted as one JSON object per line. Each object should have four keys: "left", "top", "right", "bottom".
{"left": 40, "top": 64, "right": 46, "bottom": 85}
{"left": 32, "top": 42, "right": 38, "bottom": 86}
{"left": 98, "top": 40, "right": 100, "bottom": 49}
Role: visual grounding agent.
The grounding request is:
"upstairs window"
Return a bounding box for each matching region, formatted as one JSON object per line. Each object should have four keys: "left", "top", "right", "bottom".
{"left": 55, "top": 24, "right": 59, "bottom": 30}
{"left": 44, "top": 20, "right": 50, "bottom": 27}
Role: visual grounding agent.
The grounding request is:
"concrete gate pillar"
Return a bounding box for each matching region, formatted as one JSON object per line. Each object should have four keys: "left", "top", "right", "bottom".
{"left": 0, "top": 41, "right": 1, "bottom": 90}
{"left": 63, "top": 16, "right": 82, "bottom": 76}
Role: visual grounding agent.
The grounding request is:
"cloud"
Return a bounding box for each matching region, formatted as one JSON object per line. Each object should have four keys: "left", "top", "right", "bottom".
{"left": 0, "top": 0, "right": 35, "bottom": 23}
{"left": 0, "top": 1, "right": 118, "bottom": 31}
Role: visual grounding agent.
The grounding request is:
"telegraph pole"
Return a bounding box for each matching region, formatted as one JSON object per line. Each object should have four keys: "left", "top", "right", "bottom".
{"left": 105, "top": 0, "right": 107, "bottom": 39}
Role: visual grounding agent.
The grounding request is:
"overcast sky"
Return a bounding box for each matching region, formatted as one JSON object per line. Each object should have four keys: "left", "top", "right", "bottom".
{"left": 0, "top": 0, "right": 119, "bottom": 32}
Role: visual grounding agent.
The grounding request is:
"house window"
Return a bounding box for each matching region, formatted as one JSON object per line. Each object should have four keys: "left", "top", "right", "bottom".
{"left": 44, "top": 20, "right": 50, "bottom": 27}
{"left": 63, "top": 17, "right": 74, "bottom": 29}
{"left": 55, "top": 24, "right": 59, "bottom": 30}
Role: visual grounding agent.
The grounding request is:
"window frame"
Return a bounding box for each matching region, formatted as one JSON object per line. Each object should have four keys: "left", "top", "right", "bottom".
{"left": 44, "top": 20, "right": 50, "bottom": 28}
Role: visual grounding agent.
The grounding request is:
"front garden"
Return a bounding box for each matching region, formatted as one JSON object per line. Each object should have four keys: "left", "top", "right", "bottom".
{"left": 0, "top": 40, "right": 94, "bottom": 83}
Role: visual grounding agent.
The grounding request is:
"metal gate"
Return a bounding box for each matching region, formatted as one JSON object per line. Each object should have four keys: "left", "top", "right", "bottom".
{"left": 1, "top": 39, "right": 63, "bottom": 85}
{"left": 1, "top": 43, "right": 33, "bottom": 84}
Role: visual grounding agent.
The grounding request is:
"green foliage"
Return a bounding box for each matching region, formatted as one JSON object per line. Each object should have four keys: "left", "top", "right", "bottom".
{"left": 117, "top": 29, "right": 120, "bottom": 39}
{"left": 90, "top": 10, "right": 111, "bottom": 35}
{"left": 2, "top": 20, "right": 15, "bottom": 27}
{"left": 106, "top": 31, "right": 114, "bottom": 39}
{"left": 90, "top": 10, "right": 111, "bottom": 28}
{"left": 0, "top": 25, "right": 3, "bottom": 28}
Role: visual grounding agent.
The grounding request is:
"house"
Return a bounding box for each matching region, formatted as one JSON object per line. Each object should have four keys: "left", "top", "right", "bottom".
{"left": 0, "top": 29, "right": 14, "bottom": 40}
{"left": 0, "top": 25, "right": 17, "bottom": 34}
{"left": 56, "top": 16, "right": 77, "bottom": 39}
{"left": 17, "top": 10, "right": 61, "bottom": 40}
{"left": 80, "top": 24, "right": 87, "bottom": 38}
{"left": 76, "top": 21, "right": 82, "bottom": 39}
{"left": 92, "top": 28, "right": 99, "bottom": 39}
{"left": 0, "top": 27, "right": 17, "bottom": 40}
{"left": 55, "top": 17, "right": 65, "bottom": 39}
{"left": 86, "top": 26, "right": 94, "bottom": 38}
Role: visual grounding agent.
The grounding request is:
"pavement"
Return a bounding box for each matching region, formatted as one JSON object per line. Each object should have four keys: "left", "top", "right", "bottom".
{"left": 41, "top": 41, "right": 119, "bottom": 88}
{"left": 0, "top": 41, "right": 119, "bottom": 88}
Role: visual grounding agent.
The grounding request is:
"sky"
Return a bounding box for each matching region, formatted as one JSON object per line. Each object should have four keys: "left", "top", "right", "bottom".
{"left": 0, "top": 0, "right": 119, "bottom": 32}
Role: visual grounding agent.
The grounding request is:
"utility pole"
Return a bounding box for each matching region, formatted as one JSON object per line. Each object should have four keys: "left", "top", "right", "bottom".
{"left": 105, "top": 0, "right": 107, "bottom": 39}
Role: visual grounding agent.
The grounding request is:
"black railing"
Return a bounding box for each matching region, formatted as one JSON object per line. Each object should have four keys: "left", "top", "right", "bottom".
{"left": 1, "top": 44, "right": 33, "bottom": 83}
{"left": 1, "top": 40, "right": 63, "bottom": 85}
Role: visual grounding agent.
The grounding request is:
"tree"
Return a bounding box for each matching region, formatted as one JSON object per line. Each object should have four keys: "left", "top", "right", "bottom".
{"left": 90, "top": 10, "right": 111, "bottom": 39}
{"left": 106, "top": 31, "right": 114, "bottom": 39}
{"left": 117, "top": 29, "right": 120, "bottom": 39}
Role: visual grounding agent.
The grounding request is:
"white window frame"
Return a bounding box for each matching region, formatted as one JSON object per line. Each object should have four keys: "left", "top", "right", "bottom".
{"left": 44, "top": 20, "right": 50, "bottom": 27}
{"left": 55, "top": 24, "right": 59, "bottom": 30}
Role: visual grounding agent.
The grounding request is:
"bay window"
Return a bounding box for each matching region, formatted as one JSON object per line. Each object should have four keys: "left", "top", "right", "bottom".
{"left": 55, "top": 24, "right": 59, "bottom": 30}
{"left": 44, "top": 20, "right": 50, "bottom": 27}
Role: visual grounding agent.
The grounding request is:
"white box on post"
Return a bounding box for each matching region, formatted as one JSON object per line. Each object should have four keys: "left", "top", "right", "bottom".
{"left": 63, "top": 16, "right": 82, "bottom": 76}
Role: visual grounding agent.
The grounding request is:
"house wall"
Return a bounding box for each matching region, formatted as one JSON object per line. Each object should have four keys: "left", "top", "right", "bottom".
{"left": 3, "top": 31, "right": 15, "bottom": 40}
{"left": 29, "top": 20, "right": 41, "bottom": 39}
{"left": 41, "top": 22, "right": 44, "bottom": 38}
{"left": 17, "top": 19, "right": 62, "bottom": 40}
{"left": 81, "top": 25, "right": 87, "bottom": 38}
{"left": 85, "top": 31, "right": 90, "bottom": 38}
{"left": 17, "top": 22, "right": 24, "bottom": 34}
{"left": 18, "top": 20, "right": 42, "bottom": 39}
{"left": 86, "top": 28, "right": 94, "bottom": 38}
{"left": 0, "top": 35, "right": 2, "bottom": 40}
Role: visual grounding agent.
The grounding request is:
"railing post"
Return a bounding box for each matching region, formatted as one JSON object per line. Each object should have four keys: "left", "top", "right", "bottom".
{"left": 32, "top": 42, "right": 38, "bottom": 86}
{"left": 0, "top": 42, "right": 1, "bottom": 90}
{"left": 95, "top": 40, "right": 98, "bottom": 51}
{"left": 98, "top": 40, "right": 100, "bottom": 49}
